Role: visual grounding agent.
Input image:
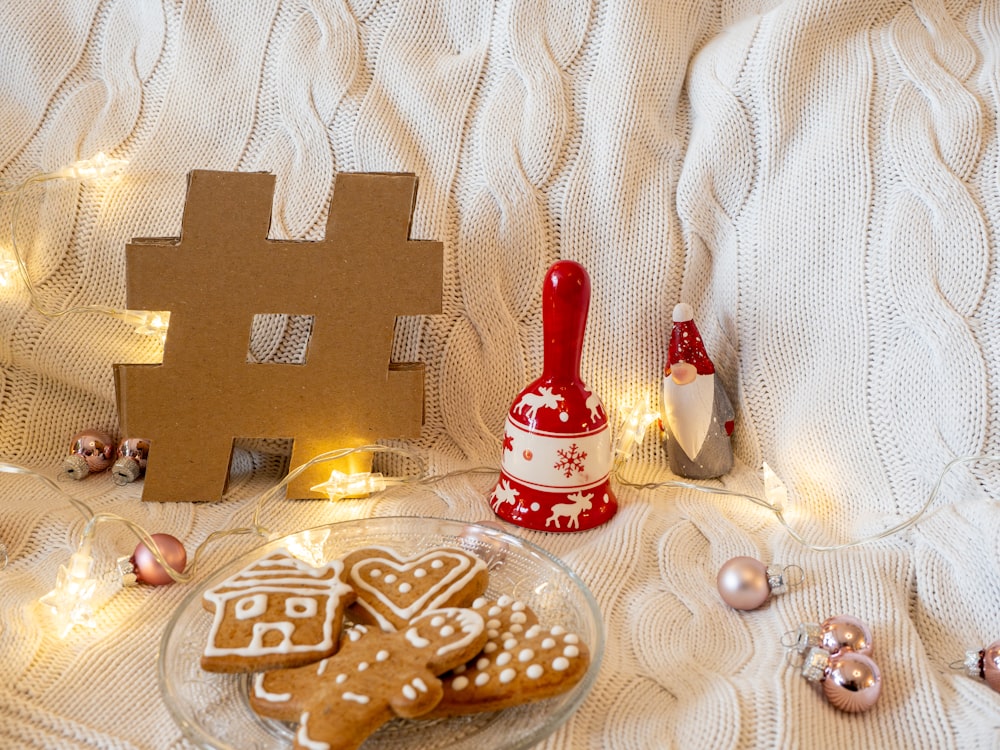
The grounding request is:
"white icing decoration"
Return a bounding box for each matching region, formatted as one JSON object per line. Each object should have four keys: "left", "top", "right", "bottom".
{"left": 285, "top": 596, "right": 318, "bottom": 618}
{"left": 297, "top": 712, "right": 330, "bottom": 750}
{"left": 487, "top": 629, "right": 500, "bottom": 639}
{"left": 347, "top": 626, "right": 365, "bottom": 642}
{"left": 376, "top": 650, "right": 390, "bottom": 662}
{"left": 384, "top": 573, "right": 397, "bottom": 584}
{"left": 403, "top": 684, "right": 417, "bottom": 700}
{"left": 358, "top": 662, "right": 369, "bottom": 672}
{"left": 484, "top": 642, "right": 498, "bottom": 653}
{"left": 431, "top": 560, "right": 444, "bottom": 569}
{"left": 526, "top": 625, "right": 542, "bottom": 638}
{"left": 413, "top": 678, "right": 428, "bottom": 692}
{"left": 475, "top": 673, "right": 490, "bottom": 686}
{"left": 564, "top": 645, "right": 580, "bottom": 658}
{"left": 511, "top": 612, "right": 527, "bottom": 624}
{"left": 527, "top": 664, "right": 544, "bottom": 679}
{"left": 316, "top": 659, "right": 329, "bottom": 675}
{"left": 500, "top": 668, "right": 517, "bottom": 684}
{"left": 405, "top": 628, "right": 430, "bottom": 649}
{"left": 488, "top": 607, "right": 502, "bottom": 618}
{"left": 398, "top": 582, "right": 412, "bottom": 593}
{"left": 452, "top": 675, "right": 469, "bottom": 691}
{"left": 441, "top": 625, "right": 455, "bottom": 637}
{"left": 431, "top": 615, "right": 446, "bottom": 627}
{"left": 564, "top": 633, "right": 579, "bottom": 644}
{"left": 414, "top": 568, "right": 427, "bottom": 578}
{"left": 252, "top": 674, "right": 290, "bottom": 702}
{"left": 551, "top": 626, "right": 566, "bottom": 636}
{"left": 476, "top": 657, "right": 490, "bottom": 670}
{"left": 434, "top": 609, "right": 487, "bottom": 656}
{"left": 235, "top": 593, "right": 268, "bottom": 620}
{"left": 497, "top": 595, "right": 513, "bottom": 606}
{"left": 512, "top": 601, "right": 526, "bottom": 611}
{"left": 542, "top": 638, "right": 556, "bottom": 649}
{"left": 336, "top": 673, "right": 347, "bottom": 684}
{"left": 370, "top": 568, "right": 382, "bottom": 577}
{"left": 203, "top": 553, "right": 351, "bottom": 659}
{"left": 454, "top": 664, "right": 467, "bottom": 674}
{"left": 496, "top": 652, "right": 512, "bottom": 667}
{"left": 519, "top": 648, "right": 534, "bottom": 662}
{"left": 553, "top": 657, "right": 570, "bottom": 671}
{"left": 486, "top": 618, "right": 501, "bottom": 629}
{"left": 504, "top": 638, "right": 517, "bottom": 650}
{"left": 343, "top": 692, "right": 370, "bottom": 704}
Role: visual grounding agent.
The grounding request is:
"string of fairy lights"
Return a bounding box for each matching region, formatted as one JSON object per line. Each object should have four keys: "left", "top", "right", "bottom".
{"left": 0, "top": 152, "right": 997, "bottom": 640}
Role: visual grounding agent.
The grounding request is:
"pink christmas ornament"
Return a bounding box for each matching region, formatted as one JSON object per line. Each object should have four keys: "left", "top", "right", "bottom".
{"left": 112, "top": 437, "right": 150, "bottom": 485}
{"left": 716, "top": 556, "right": 802, "bottom": 610}
{"left": 490, "top": 260, "right": 617, "bottom": 532}
{"left": 659, "top": 303, "right": 734, "bottom": 479}
{"left": 62, "top": 429, "right": 116, "bottom": 480}
{"left": 131, "top": 533, "right": 187, "bottom": 586}
{"left": 963, "top": 641, "right": 1000, "bottom": 692}
{"left": 787, "top": 614, "right": 874, "bottom": 657}
{"left": 801, "top": 647, "right": 882, "bottom": 713}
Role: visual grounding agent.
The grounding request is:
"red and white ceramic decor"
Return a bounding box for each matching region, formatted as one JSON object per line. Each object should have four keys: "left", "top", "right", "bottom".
{"left": 490, "top": 260, "right": 617, "bottom": 532}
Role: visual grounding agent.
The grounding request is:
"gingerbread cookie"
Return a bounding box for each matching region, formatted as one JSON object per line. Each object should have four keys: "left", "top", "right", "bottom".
{"left": 250, "top": 608, "right": 488, "bottom": 750}
{"left": 342, "top": 546, "right": 489, "bottom": 631}
{"left": 201, "top": 550, "right": 354, "bottom": 673}
{"left": 425, "top": 596, "right": 590, "bottom": 717}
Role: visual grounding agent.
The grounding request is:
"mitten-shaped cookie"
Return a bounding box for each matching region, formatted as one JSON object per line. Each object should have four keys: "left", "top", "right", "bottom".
{"left": 426, "top": 596, "right": 590, "bottom": 717}
{"left": 251, "top": 608, "right": 487, "bottom": 750}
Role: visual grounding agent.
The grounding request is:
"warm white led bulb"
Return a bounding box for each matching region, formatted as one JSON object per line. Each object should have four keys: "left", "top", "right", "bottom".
{"left": 56, "top": 152, "right": 129, "bottom": 181}
{"left": 310, "top": 470, "right": 388, "bottom": 501}
{"left": 763, "top": 462, "right": 788, "bottom": 511}
{"left": 39, "top": 549, "right": 100, "bottom": 638}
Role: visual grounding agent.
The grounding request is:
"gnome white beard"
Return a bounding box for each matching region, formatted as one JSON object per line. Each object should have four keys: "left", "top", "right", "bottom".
{"left": 661, "top": 372, "right": 715, "bottom": 460}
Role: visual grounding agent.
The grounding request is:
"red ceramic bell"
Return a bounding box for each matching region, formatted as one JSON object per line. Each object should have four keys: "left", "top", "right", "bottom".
{"left": 490, "top": 260, "right": 617, "bottom": 532}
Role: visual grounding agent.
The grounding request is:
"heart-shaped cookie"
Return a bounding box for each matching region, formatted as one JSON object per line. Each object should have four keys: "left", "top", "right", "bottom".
{"left": 342, "top": 546, "right": 489, "bottom": 631}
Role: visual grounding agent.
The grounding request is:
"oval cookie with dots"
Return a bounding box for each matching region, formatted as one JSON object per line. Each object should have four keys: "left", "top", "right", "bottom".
{"left": 342, "top": 546, "right": 489, "bottom": 631}
{"left": 425, "top": 596, "right": 591, "bottom": 717}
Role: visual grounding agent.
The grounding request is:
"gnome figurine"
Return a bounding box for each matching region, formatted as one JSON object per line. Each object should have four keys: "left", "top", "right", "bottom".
{"left": 659, "top": 303, "right": 734, "bottom": 479}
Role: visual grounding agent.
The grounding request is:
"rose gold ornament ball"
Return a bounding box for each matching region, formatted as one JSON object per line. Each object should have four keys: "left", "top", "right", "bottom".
{"left": 132, "top": 533, "right": 187, "bottom": 586}
{"left": 984, "top": 641, "right": 1000, "bottom": 693}
{"left": 821, "top": 614, "right": 874, "bottom": 656}
{"left": 717, "top": 556, "right": 771, "bottom": 610}
{"left": 822, "top": 651, "right": 882, "bottom": 713}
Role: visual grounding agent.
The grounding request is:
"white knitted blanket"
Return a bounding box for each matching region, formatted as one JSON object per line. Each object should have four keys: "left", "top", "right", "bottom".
{"left": 2, "top": 0, "right": 998, "bottom": 747}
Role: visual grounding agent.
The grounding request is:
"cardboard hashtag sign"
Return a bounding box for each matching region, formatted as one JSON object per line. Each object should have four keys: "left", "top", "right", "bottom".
{"left": 114, "top": 170, "right": 441, "bottom": 501}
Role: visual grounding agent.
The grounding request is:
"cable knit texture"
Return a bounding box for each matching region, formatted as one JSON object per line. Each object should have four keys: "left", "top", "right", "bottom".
{"left": 1, "top": 1, "right": 998, "bottom": 747}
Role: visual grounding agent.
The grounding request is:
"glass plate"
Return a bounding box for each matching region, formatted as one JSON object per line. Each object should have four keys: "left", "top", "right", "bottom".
{"left": 159, "top": 516, "right": 604, "bottom": 750}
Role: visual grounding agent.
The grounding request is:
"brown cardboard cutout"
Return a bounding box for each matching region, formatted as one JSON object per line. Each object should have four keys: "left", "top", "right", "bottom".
{"left": 114, "top": 170, "right": 442, "bottom": 501}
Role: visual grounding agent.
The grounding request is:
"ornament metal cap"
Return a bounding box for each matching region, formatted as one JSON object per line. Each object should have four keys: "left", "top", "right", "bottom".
{"left": 801, "top": 647, "right": 830, "bottom": 683}
{"left": 62, "top": 453, "right": 91, "bottom": 480}
{"left": 112, "top": 457, "right": 142, "bottom": 485}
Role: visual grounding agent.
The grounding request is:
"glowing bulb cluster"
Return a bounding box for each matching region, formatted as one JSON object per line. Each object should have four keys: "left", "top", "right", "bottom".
{"left": 39, "top": 548, "right": 100, "bottom": 638}
{"left": 310, "top": 470, "right": 399, "bottom": 501}
{"left": 763, "top": 462, "right": 788, "bottom": 511}
{"left": 54, "top": 152, "right": 128, "bottom": 181}
{"left": 615, "top": 397, "right": 660, "bottom": 459}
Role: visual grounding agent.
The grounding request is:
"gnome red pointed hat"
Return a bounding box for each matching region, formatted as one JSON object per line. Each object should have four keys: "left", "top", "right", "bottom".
{"left": 665, "top": 303, "right": 715, "bottom": 376}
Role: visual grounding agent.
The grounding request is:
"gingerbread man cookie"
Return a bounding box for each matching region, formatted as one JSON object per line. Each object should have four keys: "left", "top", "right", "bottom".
{"left": 342, "top": 546, "right": 488, "bottom": 631}
{"left": 425, "top": 596, "right": 590, "bottom": 717}
{"left": 201, "top": 550, "right": 354, "bottom": 673}
{"left": 250, "top": 608, "right": 488, "bottom": 750}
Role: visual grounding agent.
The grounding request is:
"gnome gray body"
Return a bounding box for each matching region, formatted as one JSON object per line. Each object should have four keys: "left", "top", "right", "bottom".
{"left": 661, "top": 376, "right": 734, "bottom": 479}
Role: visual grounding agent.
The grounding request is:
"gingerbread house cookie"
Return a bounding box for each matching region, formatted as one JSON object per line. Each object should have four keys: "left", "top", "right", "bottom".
{"left": 201, "top": 550, "right": 355, "bottom": 673}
